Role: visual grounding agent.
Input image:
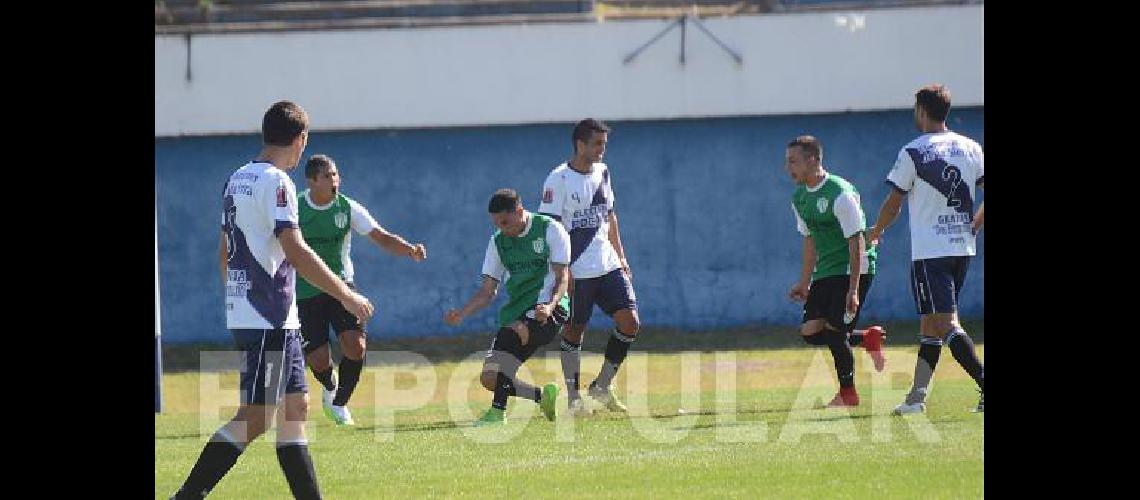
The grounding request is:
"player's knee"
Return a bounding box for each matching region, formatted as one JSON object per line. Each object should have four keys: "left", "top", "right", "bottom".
{"left": 306, "top": 349, "right": 331, "bottom": 372}
{"left": 944, "top": 316, "right": 961, "bottom": 334}
{"left": 343, "top": 346, "right": 365, "bottom": 361}
{"left": 620, "top": 317, "right": 640, "bottom": 336}
{"left": 309, "top": 358, "right": 330, "bottom": 373}
{"left": 800, "top": 324, "right": 823, "bottom": 337}
{"left": 480, "top": 371, "right": 498, "bottom": 392}
{"left": 285, "top": 395, "right": 310, "bottom": 422}
{"left": 244, "top": 424, "right": 267, "bottom": 443}
{"left": 343, "top": 339, "right": 366, "bottom": 360}
{"left": 929, "top": 316, "right": 956, "bottom": 337}
{"left": 616, "top": 310, "right": 640, "bottom": 336}
{"left": 234, "top": 408, "right": 270, "bottom": 442}
{"left": 244, "top": 421, "right": 267, "bottom": 442}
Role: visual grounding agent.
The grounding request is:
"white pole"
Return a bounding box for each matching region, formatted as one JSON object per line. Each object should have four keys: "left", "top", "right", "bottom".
{"left": 155, "top": 192, "right": 163, "bottom": 413}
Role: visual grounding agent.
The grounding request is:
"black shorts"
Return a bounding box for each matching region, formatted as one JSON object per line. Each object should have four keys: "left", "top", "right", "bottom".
{"left": 570, "top": 269, "right": 637, "bottom": 325}
{"left": 484, "top": 304, "right": 570, "bottom": 370}
{"left": 232, "top": 328, "right": 307, "bottom": 405}
{"left": 802, "top": 274, "right": 874, "bottom": 332}
{"left": 298, "top": 284, "right": 364, "bottom": 355}
{"left": 911, "top": 256, "right": 971, "bottom": 315}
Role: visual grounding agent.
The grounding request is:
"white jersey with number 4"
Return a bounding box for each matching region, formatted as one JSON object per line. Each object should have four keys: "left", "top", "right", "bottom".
{"left": 537, "top": 162, "right": 623, "bottom": 279}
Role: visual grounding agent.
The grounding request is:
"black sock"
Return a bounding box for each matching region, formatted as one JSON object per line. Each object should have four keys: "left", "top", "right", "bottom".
{"left": 276, "top": 443, "right": 322, "bottom": 500}
{"left": 946, "top": 327, "right": 984, "bottom": 391}
{"left": 332, "top": 356, "right": 363, "bottom": 407}
{"left": 175, "top": 429, "right": 245, "bottom": 499}
{"left": 802, "top": 333, "right": 828, "bottom": 346}
{"left": 560, "top": 336, "right": 582, "bottom": 400}
{"left": 596, "top": 329, "right": 636, "bottom": 388}
{"left": 848, "top": 330, "right": 864, "bottom": 347}
{"left": 492, "top": 372, "right": 540, "bottom": 409}
{"left": 492, "top": 373, "right": 511, "bottom": 410}
{"left": 312, "top": 367, "right": 336, "bottom": 393}
{"left": 909, "top": 336, "right": 943, "bottom": 403}
{"left": 824, "top": 329, "right": 855, "bottom": 388}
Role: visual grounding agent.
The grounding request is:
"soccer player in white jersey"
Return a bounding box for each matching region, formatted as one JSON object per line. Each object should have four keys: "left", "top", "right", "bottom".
{"left": 867, "top": 84, "right": 985, "bottom": 414}
{"left": 538, "top": 119, "right": 638, "bottom": 416}
{"left": 172, "top": 101, "right": 373, "bottom": 500}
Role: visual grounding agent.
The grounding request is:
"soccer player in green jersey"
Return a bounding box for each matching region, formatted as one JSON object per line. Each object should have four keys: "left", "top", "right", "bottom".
{"left": 786, "top": 135, "right": 886, "bottom": 407}
{"left": 444, "top": 189, "right": 570, "bottom": 425}
{"left": 297, "top": 154, "right": 427, "bottom": 426}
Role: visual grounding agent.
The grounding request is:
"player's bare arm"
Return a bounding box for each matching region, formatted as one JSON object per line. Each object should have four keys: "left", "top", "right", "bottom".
{"left": 219, "top": 231, "right": 229, "bottom": 287}
{"left": 279, "top": 227, "right": 374, "bottom": 322}
{"left": 445, "top": 275, "right": 499, "bottom": 326}
{"left": 535, "top": 262, "right": 568, "bottom": 324}
{"left": 607, "top": 211, "right": 631, "bottom": 279}
{"left": 789, "top": 236, "right": 815, "bottom": 302}
{"left": 846, "top": 232, "right": 864, "bottom": 316}
{"left": 368, "top": 226, "right": 427, "bottom": 261}
{"left": 971, "top": 183, "right": 984, "bottom": 234}
{"left": 868, "top": 189, "right": 905, "bottom": 245}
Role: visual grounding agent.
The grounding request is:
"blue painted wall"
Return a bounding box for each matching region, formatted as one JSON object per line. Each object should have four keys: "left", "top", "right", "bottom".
{"left": 156, "top": 108, "right": 983, "bottom": 342}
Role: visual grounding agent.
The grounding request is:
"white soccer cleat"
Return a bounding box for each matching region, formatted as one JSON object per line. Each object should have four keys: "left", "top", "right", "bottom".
{"left": 587, "top": 381, "right": 628, "bottom": 413}
{"left": 329, "top": 404, "right": 356, "bottom": 426}
{"left": 567, "top": 397, "right": 593, "bottom": 417}
{"left": 321, "top": 370, "right": 339, "bottom": 423}
{"left": 893, "top": 401, "right": 927, "bottom": 415}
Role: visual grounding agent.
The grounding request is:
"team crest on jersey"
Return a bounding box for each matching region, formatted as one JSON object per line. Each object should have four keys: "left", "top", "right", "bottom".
{"left": 543, "top": 187, "right": 554, "bottom": 204}
{"left": 533, "top": 237, "right": 545, "bottom": 254}
{"left": 334, "top": 212, "right": 348, "bottom": 229}
{"left": 816, "top": 198, "right": 829, "bottom": 213}
{"left": 276, "top": 186, "right": 288, "bottom": 207}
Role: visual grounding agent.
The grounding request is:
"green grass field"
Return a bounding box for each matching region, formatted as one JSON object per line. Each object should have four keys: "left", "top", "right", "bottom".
{"left": 155, "top": 322, "right": 983, "bottom": 498}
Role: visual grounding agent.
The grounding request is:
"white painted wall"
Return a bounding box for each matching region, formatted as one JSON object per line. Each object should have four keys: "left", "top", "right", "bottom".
{"left": 155, "top": 5, "right": 982, "bottom": 136}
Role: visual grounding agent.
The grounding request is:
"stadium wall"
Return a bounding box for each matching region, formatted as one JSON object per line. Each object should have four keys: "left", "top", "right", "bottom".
{"left": 155, "top": 5, "right": 983, "bottom": 136}
{"left": 156, "top": 108, "right": 983, "bottom": 342}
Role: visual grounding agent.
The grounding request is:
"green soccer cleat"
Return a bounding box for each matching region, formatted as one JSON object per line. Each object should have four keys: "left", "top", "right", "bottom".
{"left": 540, "top": 383, "right": 560, "bottom": 421}
{"left": 475, "top": 407, "right": 506, "bottom": 426}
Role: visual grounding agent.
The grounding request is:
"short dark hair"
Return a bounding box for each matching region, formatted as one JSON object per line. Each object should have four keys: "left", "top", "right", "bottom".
{"left": 916, "top": 84, "right": 952, "bottom": 123}
{"left": 787, "top": 135, "right": 822, "bottom": 160}
{"left": 262, "top": 100, "right": 309, "bottom": 147}
{"left": 488, "top": 188, "right": 521, "bottom": 214}
{"left": 572, "top": 118, "right": 610, "bottom": 152}
{"left": 305, "top": 154, "right": 335, "bottom": 180}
